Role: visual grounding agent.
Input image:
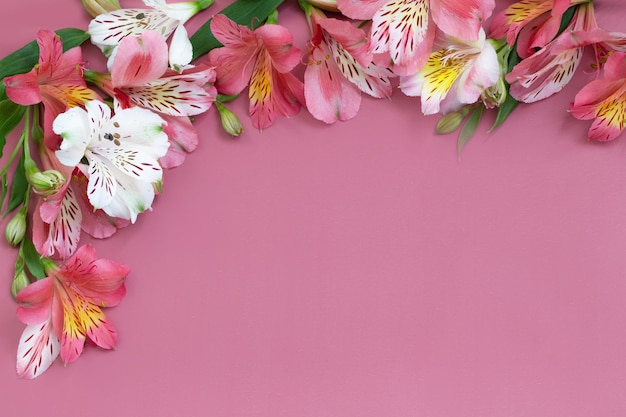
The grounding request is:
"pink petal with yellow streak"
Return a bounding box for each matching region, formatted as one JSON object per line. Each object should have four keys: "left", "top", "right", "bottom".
{"left": 430, "top": 0, "right": 494, "bottom": 41}
{"left": 111, "top": 30, "right": 169, "bottom": 87}
{"left": 16, "top": 277, "right": 54, "bottom": 325}
{"left": 337, "top": 0, "right": 387, "bottom": 19}
{"left": 489, "top": 0, "right": 552, "bottom": 45}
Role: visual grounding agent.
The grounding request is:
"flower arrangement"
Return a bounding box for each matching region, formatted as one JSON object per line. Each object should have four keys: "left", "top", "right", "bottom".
{"left": 0, "top": 0, "right": 624, "bottom": 379}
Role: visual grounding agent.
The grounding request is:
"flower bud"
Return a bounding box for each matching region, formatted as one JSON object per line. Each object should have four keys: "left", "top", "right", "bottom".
{"left": 481, "top": 77, "right": 507, "bottom": 109}
{"left": 80, "top": 0, "right": 121, "bottom": 17}
{"left": 5, "top": 210, "right": 27, "bottom": 246}
{"left": 11, "top": 269, "right": 30, "bottom": 300}
{"left": 216, "top": 102, "right": 243, "bottom": 137}
{"left": 27, "top": 169, "right": 66, "bottom": 197}
{"left": 306, "top": 0, "right": 339, "bottom": 11}
{"left": 435, "top": 111, "right": 465, "bottom": 135}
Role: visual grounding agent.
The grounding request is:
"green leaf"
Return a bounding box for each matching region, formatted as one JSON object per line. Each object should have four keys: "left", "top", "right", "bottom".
{"left": 6, "top": 152, "right": 28, "bottom": 214}
{"left": 0, "top": 28, "right": 89, "bottom": 80}
{"left": 22, "top": 237, "right": 46, "bottom": 280}
{"left": 556, "top": 6, "right": 577, "bottom": 38}
{"left": 0, "top": 99, "right": 26, "bottom": 159}
{"left": 190, "top": 0, "right": 285, "bottom": 60}
{"left": 490, "top": 93, "right": 520, "bottom": 132}
{"left": 458, "top": 106, "right": 484, "bottom": 157}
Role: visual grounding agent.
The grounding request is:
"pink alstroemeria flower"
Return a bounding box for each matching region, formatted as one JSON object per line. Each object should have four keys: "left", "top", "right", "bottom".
{"left": 4, "top": 29, "right": 99, "bottom": 149}
{"left": 32, "top": 144, "right": 129, "bottom": 260}
{"left": 89, "top": 30, "right": 216, "bottom": 167}
{"left": 489, "top": 0, "right": 589, "bottom": 57}
{"left": 337, "top": 0, "right": 494, "bottom": 75}
{"left": 301, "top": 4, "right": 393, "bottom": 123}
{"left": 570, "top": 51, "right": 626, "bottom": 141}
{"left": 16, "top": 245, "right": 128, "bottom": 379}
{"left": 505, "top": 3, "right": 596, "bottom": 103}
{"left": 208, "top": 14, "right": 305, "bottom": 130}
{"left": 400, "top": 28, "right": 500, "bottom": 115}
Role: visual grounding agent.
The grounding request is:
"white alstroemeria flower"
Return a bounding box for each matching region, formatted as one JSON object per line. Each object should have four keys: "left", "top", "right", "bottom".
{"left": 400, "top": 28, "right": 500, "bottom": 115}
{"left": 53, "top": 100, "right": 170, "bottom": 223}
{"left": 88, "top": 0, "right": 213, "bottom": 70}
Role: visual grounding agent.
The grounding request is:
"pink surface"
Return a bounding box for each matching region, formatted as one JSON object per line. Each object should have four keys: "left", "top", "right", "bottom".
{"left": 2, "top": 1, "right": 626, "bottom": 416}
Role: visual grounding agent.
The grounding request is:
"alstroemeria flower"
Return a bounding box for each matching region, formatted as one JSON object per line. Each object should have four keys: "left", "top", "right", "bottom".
{"left": 32, "top": 144, "right": 129, "bottom": 260}
{"left": 489, "top": 0, "right": 590, "bottom": 57}
{"left": 16, "top": 245, "right": 128, "bottom": 378}
{"left": 570, "top": 51, "right": 626, "bottom": 141}
{"left": 88, "top": 0, "right": 213, "bottom": 70}
{"left": 53, "top": 100, "right": 169, "bottom": 223}
{"left": 4, "top": 29, "right": 99, "bottom": 148}
{"left": 208, "top": 14, "right": 305, "bottom": 130}
{"left": 400, "top": 28, "right": 500, "bottom": 115}
{"left": 301, "top": 4, "right": 393, "bottom": 123}
{"left": 338, "top": 0, "right": 494, "bottom": 75}
{"left": 505, "top": 3, "right": 597, "bottom": 103}
{"left": 88, "top": 30, "right": 216, "bottom": 167}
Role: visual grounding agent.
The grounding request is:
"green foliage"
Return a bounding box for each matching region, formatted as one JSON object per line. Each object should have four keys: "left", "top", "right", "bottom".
{"left": 0, "top": 99, "right": 26, "bottom": 159}
{"left": 22, "top": 237, "right": 46, "bottom": 280}
{"left": 458, "top": 106, "right": 484, "bottom": 156}
{"left": 6, "top": 153, "right": 28, "bottom": 215}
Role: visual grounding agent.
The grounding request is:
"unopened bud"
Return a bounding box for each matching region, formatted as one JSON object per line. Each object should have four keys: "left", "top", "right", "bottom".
{"left": 29, "top": 169, "right": 66, "bottom": 197}
{"left": 306, "top": 0, "right": 339, "bottom": 11}
{"left": 5, "top": 210, "right": 27, "bottom": 246}
{"left": 481, "top": 77, "right": 507, "bottom": 109}
{"left": 11, "top": 269, "right": 30, "bottom": 300}
{"left": 435, "top": 110, "right": 468, "bottom": 135}
{"left": 80, "top": 0, "right": 121, "bottom": 17}
{"left": 216, "top": 102, "right": 243, "bottom": 137}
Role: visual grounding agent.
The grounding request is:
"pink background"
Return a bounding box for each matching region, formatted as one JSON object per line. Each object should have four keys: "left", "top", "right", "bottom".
{"left": 2, "top": 1, "right": 626, "bottom": 416}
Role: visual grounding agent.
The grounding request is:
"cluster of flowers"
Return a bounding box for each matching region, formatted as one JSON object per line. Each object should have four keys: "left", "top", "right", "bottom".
{"left": 0, "top": 0, "right": 624, "bottom": 379}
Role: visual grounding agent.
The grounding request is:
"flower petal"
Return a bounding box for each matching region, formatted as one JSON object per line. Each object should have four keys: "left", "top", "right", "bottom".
{"left": 88, "top": 8, "right": 177, "bottom": 48}
{"left": 168, "top": 24, "right": 193, "bottom": 69}
{"left": 16, "top": 319, "right": 60, "bottom": 379}
{"left": 16, "top": 277, "right": 54, "bottom": 325}
{"left": 86, "top": 154, "right": 117, "bottom": 210}
{"left": 54, "top": 106, "right": 93, "bottom": 167}
{"left": 111, "top": 30, "right": 169, "bottom": 87}
{"left": 305, "top": 45, "right": 362, "bottom": 123}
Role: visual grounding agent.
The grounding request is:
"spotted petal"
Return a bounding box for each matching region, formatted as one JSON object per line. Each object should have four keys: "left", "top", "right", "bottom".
{"left": 16, "top": 319, "right": 60, "bottom": 379}
{"left": 506, "top": 46, "right": 583, "bottom": 103}
{"left": 86, "top": 154, "right": 118, "bottom": 210}
{"left": 39, "top": 186, "right": 83, "bottom": 260}
{"left": 305, "top": 44, "right": 362, "bottom": 123}
{"left": 88, "top": 9, "right": 177, "bottom": 49}
{"left": 370, "top": 0, "right": 435, "bottom": 75}
{"left": 98, "top": 165, "right": 157, "bottom": 223}
{"left": 326, "top": 34, "right": 393, "bottom": 98}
